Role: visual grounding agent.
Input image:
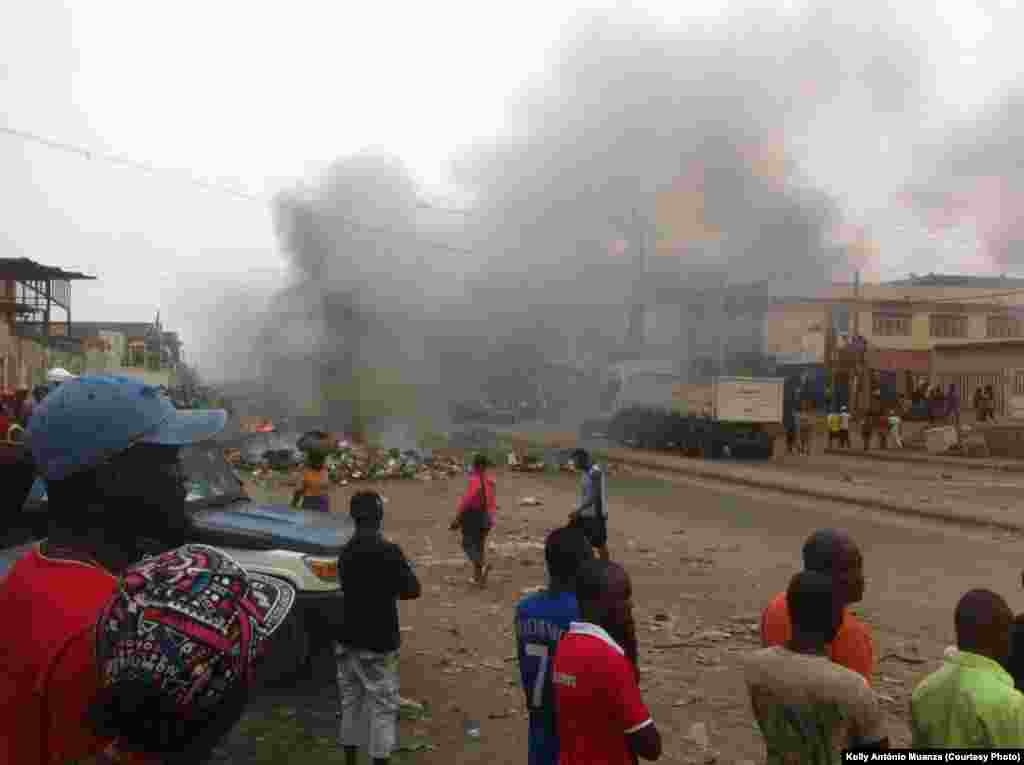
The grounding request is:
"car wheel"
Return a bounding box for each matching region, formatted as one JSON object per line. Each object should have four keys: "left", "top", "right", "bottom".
{"left": 256, "top": 593, "right": 311, "bottom": 687}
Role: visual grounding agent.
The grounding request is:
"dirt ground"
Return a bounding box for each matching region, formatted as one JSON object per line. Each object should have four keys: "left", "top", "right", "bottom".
{"left": 218, "top": 462, "right": 1024, "bottom": 765}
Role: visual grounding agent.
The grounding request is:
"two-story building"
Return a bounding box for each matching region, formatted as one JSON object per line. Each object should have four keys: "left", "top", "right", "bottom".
{"left": 763, "top": 273, "right": 1024, "bottom": 410}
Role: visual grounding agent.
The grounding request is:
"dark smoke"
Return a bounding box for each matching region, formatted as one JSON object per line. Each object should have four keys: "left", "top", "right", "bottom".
{"left": 222, "top": 4, "right": 931, "bottom": 432}
{"left": 451, "top": 6, "right": 927, "bottom": 378}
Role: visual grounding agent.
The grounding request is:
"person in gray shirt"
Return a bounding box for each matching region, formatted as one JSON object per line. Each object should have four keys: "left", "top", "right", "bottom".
{"left": 567, "top": 448, "right": 610, "bottom": 561}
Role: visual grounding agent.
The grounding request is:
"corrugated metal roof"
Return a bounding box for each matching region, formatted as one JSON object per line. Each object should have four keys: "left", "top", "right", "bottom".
{"left": 0, "top": 257, "right": 96, "bottom": 281}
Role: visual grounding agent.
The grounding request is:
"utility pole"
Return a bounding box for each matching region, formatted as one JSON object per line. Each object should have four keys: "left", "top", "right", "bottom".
{"left": 624, "top": 207, "right": 647, "bottom": 350}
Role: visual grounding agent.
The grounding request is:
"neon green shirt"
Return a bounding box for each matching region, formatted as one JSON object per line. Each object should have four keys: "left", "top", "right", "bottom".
{"left": 911, "top": 649, "right": 1024, "bottom": 749}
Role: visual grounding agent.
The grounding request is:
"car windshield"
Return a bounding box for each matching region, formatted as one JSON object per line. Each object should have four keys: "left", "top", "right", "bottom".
{"left": 180, "top": 444, "right": 246, "bottom": 506}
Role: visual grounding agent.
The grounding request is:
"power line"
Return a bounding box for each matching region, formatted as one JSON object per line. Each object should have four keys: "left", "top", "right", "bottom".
{"left": 1, "top": 122, "right": 477, "bottom": 255}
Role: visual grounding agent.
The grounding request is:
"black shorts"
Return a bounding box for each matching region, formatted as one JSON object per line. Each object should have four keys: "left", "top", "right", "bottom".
{"left": 574, "top": 516, "right": 608, "bottom": 548}
{"left": 461, "top": 528, "right": 490, "bottom": 565}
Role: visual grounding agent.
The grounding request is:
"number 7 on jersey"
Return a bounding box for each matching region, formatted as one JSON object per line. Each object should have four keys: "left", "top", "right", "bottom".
{"left": 525, "top": 643, "right": 549, "bottom": 709}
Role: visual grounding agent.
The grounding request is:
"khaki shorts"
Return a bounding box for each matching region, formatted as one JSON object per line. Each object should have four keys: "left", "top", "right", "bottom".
{"left": 335, "top": 644, "right": 400, "bottom": 759}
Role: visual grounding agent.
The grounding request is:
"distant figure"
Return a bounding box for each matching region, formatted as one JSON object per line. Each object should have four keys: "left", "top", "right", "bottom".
{"left": 876, "top": 409, "right": 889, "bottom": 450}
{"left": 860, "top": 409, "right": 874, "bottom": 451}
{"left": 973, "top": 387, "right": 984, "bottom": 423}
{"left": 746, "top": 571, "right": 888, "bottom": 760}
{"left": 982, "top": 385, "right": 998, "bottom": 423}
{"left": 798, "top": 404, "right": 814, "bottom": 456}
{"left": 839, "top": 406, "right": 851, "bottom": 449}
{"left": 888, "top": 410, "right": 903, "bottom": 449}
{"left": 827, "top": 410, "right": 840, "bottom": 449}
{"left": 911, "top": 590, "right": 1024, "bottom": 749}
{"left": 784, "top": 404, "right": 797, "bottom": 455}
{"left": 947, "top": 384, "right": 961, "bottom": 428}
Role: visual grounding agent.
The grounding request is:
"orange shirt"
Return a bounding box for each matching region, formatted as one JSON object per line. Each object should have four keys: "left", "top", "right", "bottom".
{"left": 0, "top": 545, "right": 119, "bottom": 764}
{"left": 760, "top": 590, "right": 874, "bottom": 686}
{"left": 302, "top": 467, "right": 329, "bottom": 498}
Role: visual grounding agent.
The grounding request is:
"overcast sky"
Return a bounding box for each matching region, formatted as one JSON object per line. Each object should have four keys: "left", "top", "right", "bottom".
{"left": 3, "top": 0, "right": 1024, "bottom": 366}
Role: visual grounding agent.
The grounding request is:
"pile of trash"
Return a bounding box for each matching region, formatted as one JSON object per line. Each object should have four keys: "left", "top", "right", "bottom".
{"left": 506, "top": 450, "right": 629, "bottom": 475}
{"left": 226, "top": 443, "right": 464, "bottom": 484}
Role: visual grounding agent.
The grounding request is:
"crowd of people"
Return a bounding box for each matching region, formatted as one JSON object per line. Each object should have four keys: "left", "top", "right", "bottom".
{"left": 7, "top": 376, "right": 1024, "bottom": 764}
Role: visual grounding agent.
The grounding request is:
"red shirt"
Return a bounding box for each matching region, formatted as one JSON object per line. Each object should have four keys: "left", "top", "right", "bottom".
{"left": 457, "top": 471, "right": 496, "bottom": 523}
{"left": 0, "top": 545, "right": 119, "bottom": 765}
{"left": 553, "top": 622, "right": 653, "bottom": 765}
{"left": 760, "top": 590, "right": 874, "bottom": 685}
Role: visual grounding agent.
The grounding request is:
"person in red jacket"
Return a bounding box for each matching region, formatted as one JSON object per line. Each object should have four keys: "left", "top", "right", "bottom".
{"left": 450, "top": 453, "right": 497, "bottom": 586}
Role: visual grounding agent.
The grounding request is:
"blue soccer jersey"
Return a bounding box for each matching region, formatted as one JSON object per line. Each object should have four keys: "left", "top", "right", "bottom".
{"left": 515, "top": 588, "right": 579, "bottom": 765}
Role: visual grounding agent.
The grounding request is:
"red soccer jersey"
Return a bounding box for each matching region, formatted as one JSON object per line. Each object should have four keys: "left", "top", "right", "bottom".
{"left": 0, "top": 545, "right": 119, "bottom": 765}
{"left": 553, "top": 622, "right": 653, "bottom": 765}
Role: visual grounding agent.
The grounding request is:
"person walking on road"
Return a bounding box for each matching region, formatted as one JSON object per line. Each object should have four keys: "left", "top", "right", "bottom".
{"left": 745, "top": 571, "right": 888, "bottom": 762}
{"left": 553, "top": 560, "right": 662, "bottom": 763}
{"left": 336, "top": 491, "right": 422, "bottom": 765}
{"left": 839, "top": 406, "right": 851, "bottom": 449}
{"left": 827, "top": 410, "right": 840, "bottom": 450}
{"left": 450, "top": 453, "right": 497, "bottom": 585}
{"left": 798, "top": 403, "right": 814, "bottom": 456}
{"left": 888, "top": 410, "right": 903, "bottom": 449}
{"left": 859, "top": 408, "right": 874, "bottom": 451}
{"left": 947, "top": 384, "right": 962, "bottom": 429}
{"left": 911, "top": 589, "right": 1024, "bottom": 749}
{"left": 515, "top": 526, "right": 594, "bottom": 765}
{"left": 761, "top": 529, "right": 874, "bottom": 685}
{"left": 0, "top": 375, "right": 227, "bottom": 765}
{"left": 568, "top": 448, "right": 610, "bottom": 562}
{"left": 85, "top": 544, "right": 296, "bottom": 764}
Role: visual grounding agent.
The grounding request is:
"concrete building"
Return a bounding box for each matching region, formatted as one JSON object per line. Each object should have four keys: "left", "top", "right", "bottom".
{"left": 763, "top": 273, "right": 1024, "bottom": 407}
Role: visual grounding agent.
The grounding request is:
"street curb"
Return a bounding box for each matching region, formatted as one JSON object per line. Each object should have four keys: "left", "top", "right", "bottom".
{"left": 822, "top": 447, "right": 1024, "bottom": 474}
{"left": 596, "top": 450, "right": 1024, "bottom": 535}
{"left": 508, "top": 431, "right": 1024, "bottom": 535}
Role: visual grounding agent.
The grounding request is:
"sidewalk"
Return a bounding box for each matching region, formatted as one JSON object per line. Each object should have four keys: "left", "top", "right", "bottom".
{"left": 822, "top": 446, "right": 1024, "bottom": 473}
{"left": 511, "top": 430, "right": 1024, "bottom": 535}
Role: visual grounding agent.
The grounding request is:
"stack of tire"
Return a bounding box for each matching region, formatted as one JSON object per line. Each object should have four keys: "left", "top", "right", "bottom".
{"left": 607, "top": 407, "right": 702, "bottom": 453}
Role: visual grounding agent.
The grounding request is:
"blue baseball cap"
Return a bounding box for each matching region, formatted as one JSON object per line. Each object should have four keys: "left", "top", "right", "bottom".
{"left": 28, "top": 375, "right": 227, "bottom": 481}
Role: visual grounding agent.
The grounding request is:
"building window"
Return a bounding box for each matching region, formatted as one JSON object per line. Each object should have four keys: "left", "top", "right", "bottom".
{"left": 930, "top": 314, "right": 967, "bottom": 338}
{"left": 987, "top": 314, "right": 1023, "bottom": 338}
{"left": 872, "top": 313, "right": 911, "bottom": 336}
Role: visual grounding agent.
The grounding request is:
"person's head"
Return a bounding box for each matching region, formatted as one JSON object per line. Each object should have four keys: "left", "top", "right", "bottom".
{"left": 570, "top": 448, "right": 592, "bottom": 471}
{"left": 954, "top": 589, "right": 1013, "bottom": 664}
{"left": 29, "top": 376, "right": 226, "bottom": 565}
{"left": 841, "top": 406, "right": 848, "bottom": 413}
{"left": 32, "top": 385, "right": 47, "bottom": 403}
{"left": 545, "top": 526, "right": 594, "bottom": 591}
{"left": 575, "top": 560, "right": 633, "bottom": 643}
{"left": 471, "top": 453, "right": 492, "bottom": 473}
{"left": 350, "top": 490, "right": 384, "bottom": 532}
{"left": 801, "top": 529, "right": 864, "bottom": 606}
{"left": 787, "top": 570, "right": 843, "bottom": 646}
{"left": 88, "top": 545, "right": 296, "bottom": 764}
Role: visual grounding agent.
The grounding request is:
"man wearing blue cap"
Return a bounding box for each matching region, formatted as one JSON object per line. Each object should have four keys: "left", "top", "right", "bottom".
{"left": 0, "top": 375, "right": 227, "bottom": 765}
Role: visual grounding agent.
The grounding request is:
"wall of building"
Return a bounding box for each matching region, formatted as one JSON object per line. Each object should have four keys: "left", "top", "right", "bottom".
{"left": 763, "top": 304, "right": 828, "bottom": 363}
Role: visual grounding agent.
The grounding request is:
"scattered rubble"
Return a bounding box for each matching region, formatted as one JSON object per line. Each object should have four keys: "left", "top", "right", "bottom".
{"left": 227, "top": 443, "right": 463, "bottom": 484}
